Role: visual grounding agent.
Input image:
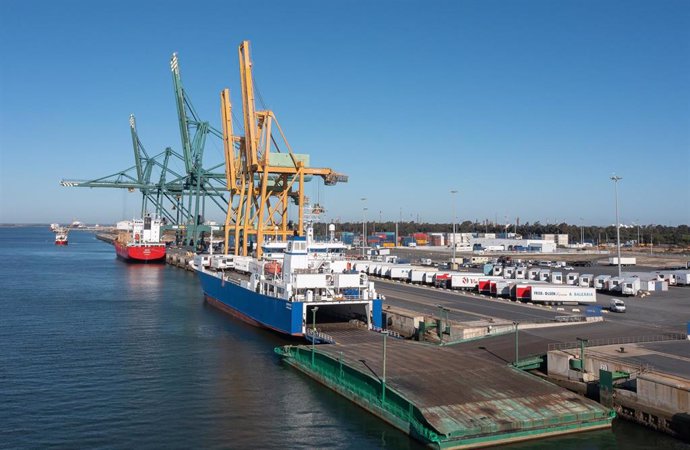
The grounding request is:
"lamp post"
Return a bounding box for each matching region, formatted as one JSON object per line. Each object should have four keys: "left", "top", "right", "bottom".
{"left": 361, "top": 197, "right": 367, "bottom": 257}
{"left": 381, "top": 330, "right": 388, "bottom": 404}
{"left": 513, "top": 321, "right": 519, "bottom": 365}
{"left": 311, "top": 306, "right": 319, "bottom": 366}
{"left": 610, "top": 175, "right": 623, "bottom": 278}
{"left": 451, "top": 190, "right": 458, "bottom": 266}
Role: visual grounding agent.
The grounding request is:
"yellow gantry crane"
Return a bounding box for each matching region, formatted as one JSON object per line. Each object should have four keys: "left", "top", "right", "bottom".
{"left": 221, "top": 41, "right": 347, "bottom": 259}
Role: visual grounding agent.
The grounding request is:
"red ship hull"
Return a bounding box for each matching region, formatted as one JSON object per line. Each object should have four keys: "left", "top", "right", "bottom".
{"left": 55, "top": 240, "right": 68, "bottom": 246}
{"left": 115, "top": 241, "right": 166, "bottom": 262}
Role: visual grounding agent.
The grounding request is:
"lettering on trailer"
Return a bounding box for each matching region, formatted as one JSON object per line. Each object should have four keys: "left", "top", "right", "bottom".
{"left": 532, "top": 290, "right": 594, "bottom": 297}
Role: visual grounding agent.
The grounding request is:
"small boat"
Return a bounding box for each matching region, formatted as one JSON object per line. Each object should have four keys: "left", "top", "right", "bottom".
{"left": 54, "top": 228, "right": 69, "bottom": 246}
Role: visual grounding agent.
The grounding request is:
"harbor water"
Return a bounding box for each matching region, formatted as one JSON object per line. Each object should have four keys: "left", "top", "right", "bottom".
{"left": 1, "top": 227, "right": 687, "bottom": 449}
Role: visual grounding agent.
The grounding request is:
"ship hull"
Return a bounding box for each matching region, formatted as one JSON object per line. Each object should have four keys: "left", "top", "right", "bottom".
{"left": 55, "top": 240, "right": 68, "bottom": 246}
{"left": 196, "top": 269, "right": 383, "bottom": 336}
{"left": 115, "top": 241, "right": 166, "bottom": 262}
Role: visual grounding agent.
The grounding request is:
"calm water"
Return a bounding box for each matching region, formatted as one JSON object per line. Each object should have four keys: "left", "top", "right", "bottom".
{"left": 1, "top": 227, "right": 687, "bottom": 449}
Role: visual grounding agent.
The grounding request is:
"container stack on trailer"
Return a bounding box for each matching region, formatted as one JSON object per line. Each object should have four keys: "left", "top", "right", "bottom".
{"left": 412, "top": 233, "right": 429, "bottom": 246}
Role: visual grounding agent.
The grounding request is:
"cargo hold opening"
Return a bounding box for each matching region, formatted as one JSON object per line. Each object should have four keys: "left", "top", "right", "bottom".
{"left": 306, "top": 303, "right": 369, "bottom": 326}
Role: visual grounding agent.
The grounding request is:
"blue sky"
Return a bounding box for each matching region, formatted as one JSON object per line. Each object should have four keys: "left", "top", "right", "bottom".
{"left": 1, "top": 0, "right": 688, "bottom": 226}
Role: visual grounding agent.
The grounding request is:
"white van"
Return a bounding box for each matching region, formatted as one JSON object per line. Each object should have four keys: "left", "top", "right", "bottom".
{"left": 610, "top": 298, "right": 626, "bottom": 313}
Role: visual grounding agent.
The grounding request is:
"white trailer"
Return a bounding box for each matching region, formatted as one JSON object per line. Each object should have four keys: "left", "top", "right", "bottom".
{"left": 529, "top": 285, "right": 597, "bottom": 305}
{"left": 503, "top": 266, "right": 516, "bottom": 279}
{"left": 232, "top": 255, "right": 253, "bottom": 273}
{"left": 514, "top": 266, "right": 527, "bottom": 279}
{"left": 538, "top": 269, "right": 551, "bottom": 282}
{"left": 608, "top": 257, "right": 636, "bottom": 266}
{"left": 621, "top": 277, "right": 641, "bottom": 296}
{"left": 655, "top": 272, "right": 677, "bottom": 286}
{"left": 565, "top": 272, "right": 579, "bottom": 285}
{"left": 423, "top": 272, "right": 438, "bottom": 285}
{"left": 210, "top": 255, "right": 235, "bottom": 270}
{"left": 486, "top": 245, "right": 505, "bottom": 252}
{"left": 389, "top": 265, "right": 412, "bottom": 280}
{"left": 492, "top": 265, "right": 504, "bottom": 277}
{"left": 606, "top": 277, "right": 624, "bottom": 292}
{"left": 594, "top": 275, "right": 611, "bottom": 290}
{"left": 672, "top": 270, "right": 690, "bottom": 286}
{"left": 527, "top": 268, "right": 540, "bottom": 280}
{"left": 409, "top": 268, "right": 434, "bottom": 284}
{"left": 494, "top": 280, "right": 513, "bottom": 297}
{"left": 354, "top": 262, "right": 370, "bottom": 273}
{"left": 578, "top": 274, "right": 594, "bottom": 288}
{"left": 449, "top": 272, "right": 485, "bottom": 290}
{"left": 551, "top": 271, "right": 564, "bottom": 284}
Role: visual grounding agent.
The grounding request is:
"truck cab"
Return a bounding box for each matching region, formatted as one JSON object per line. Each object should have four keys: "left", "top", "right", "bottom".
{"left": 610, "top": 298, "right": 626, "bottom": 313}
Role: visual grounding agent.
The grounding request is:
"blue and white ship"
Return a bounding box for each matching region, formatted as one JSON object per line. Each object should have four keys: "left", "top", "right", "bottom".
{"left": 193, "top": 231, "right": 383, "bottom": 336}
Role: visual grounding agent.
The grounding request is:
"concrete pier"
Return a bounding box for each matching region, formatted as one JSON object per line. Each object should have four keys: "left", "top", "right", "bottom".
{"left": 276, "top": 326, "right": 613, "bottom": 449}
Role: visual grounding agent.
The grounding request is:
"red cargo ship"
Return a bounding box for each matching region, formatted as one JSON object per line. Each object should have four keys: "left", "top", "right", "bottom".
{"left": 115, "top": 216, "right": 166, "bottom": 262}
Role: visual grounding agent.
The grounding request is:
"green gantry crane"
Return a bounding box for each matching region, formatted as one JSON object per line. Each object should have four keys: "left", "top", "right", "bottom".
{"left": 61, "top": 53, "right": 235, "bottom": 246}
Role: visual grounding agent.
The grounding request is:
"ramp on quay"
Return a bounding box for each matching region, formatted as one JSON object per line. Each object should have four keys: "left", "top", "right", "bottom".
{"left": 276, "top": 325, "right": 613, "bottom": 449}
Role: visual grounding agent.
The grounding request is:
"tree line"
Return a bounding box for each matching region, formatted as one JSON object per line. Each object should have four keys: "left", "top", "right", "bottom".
{"left": 316, "top": 221, "right": 690, "bottom": 247}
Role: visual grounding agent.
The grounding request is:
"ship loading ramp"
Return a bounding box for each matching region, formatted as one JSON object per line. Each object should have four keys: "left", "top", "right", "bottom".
{"left": 276, "top": 327, "right": 613, "bottom": 449}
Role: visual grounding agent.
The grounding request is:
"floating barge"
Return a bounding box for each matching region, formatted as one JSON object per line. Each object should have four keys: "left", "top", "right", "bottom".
{"left": 276, "top": 326, "right": 614, "bottom": 449}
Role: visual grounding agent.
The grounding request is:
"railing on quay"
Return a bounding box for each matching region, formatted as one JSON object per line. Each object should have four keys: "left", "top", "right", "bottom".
{"left": 547, "top": 333, "right": 686, "bottom": 351}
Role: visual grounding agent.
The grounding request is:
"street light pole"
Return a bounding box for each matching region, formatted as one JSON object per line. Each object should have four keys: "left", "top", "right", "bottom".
{"left": 360, "top": 197, "right": 367, "bottom": 257}
{"left": 513, "top": 321, "right": 519, "bottom": 365}
{"left": 611, "top": 175, "right": 623, "bottom": 278}
{"left": 311, "top": 306, "right": 319, "bottom": 366}
{"left": 451, "top": 190, "right": 458, "bottom": 266}
{"left": 381, "top": 330, "right": 388, "bottom": 404}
